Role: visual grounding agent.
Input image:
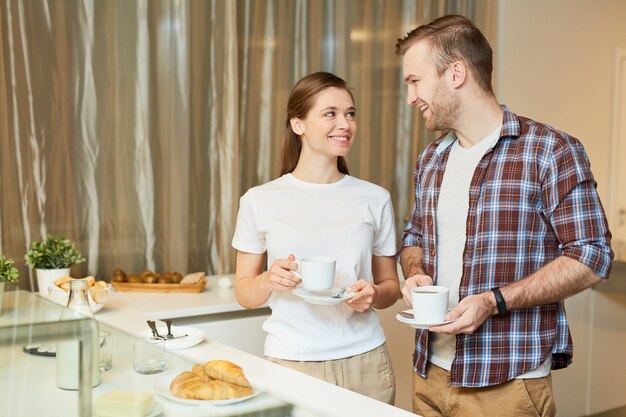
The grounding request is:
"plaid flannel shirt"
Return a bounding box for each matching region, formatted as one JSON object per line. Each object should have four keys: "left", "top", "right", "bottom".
{"left": 401, "top": 106, "right": 613, "bottom": 387}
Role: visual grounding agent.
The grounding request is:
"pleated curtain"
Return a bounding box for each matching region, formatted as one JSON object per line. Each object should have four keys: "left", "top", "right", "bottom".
{"left": 0, "top": 0, "right": 495, "bottom": 290}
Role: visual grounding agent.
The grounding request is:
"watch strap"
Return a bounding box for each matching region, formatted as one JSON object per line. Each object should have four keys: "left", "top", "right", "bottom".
{"left": 491, "top": 287, "right": 507, "bottom": 315}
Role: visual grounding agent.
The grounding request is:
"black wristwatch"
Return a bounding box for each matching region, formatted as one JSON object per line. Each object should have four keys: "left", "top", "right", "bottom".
{"left": 491, "top": 287, "right": 507, "bottom": 315}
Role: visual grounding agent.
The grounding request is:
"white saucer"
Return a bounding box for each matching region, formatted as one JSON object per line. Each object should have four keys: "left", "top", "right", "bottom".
{"left": 292, "top": 287, "right": 355, "bottom": 305}
{"left": 154, "top": 373, "right": 264, "bottom": 406}
{"left": 396, "top": 310, "right": 454, "bottom": 329}
{"left": 137, "top": 326, "right": 205, "bottom": 350}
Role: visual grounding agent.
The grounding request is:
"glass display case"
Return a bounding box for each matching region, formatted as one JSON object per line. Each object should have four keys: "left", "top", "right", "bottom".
{"left": 0, "top": 290, "right": 98, "bottom": 417}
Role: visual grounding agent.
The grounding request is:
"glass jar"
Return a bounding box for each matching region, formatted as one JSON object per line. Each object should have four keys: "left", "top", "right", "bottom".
{"left": 56, "top": 278, "right": 100, "bottom": 389}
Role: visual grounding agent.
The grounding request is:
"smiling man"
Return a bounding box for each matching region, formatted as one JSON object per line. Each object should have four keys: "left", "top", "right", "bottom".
{"left": 396, "top": 15, "right": 613, "bottom": 417}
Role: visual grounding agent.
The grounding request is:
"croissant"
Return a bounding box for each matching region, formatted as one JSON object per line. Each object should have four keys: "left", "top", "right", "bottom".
{"left": 203, "top": 360, "right": 251, "bottom": 388}
{"left": 191, "top": 363, "right": 211, "bottom": 380}
{"left": 170, "top": 371, "right": 252, "bottom": 400}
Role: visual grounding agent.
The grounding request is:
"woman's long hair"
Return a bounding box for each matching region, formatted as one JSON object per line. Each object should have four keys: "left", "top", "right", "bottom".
{"left": 279, "top": 72, "right": 353, "bottom": 176}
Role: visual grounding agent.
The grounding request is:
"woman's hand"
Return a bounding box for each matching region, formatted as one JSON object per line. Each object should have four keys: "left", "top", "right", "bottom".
{"left": 260, "top": 254, "right": 301, "bottom": 292}
{"left": 345, "top": 279, "right": 376, "bottom": 312}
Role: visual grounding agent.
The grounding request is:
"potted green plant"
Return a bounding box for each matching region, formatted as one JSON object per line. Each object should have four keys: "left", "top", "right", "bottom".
{"left": 0, "top": 253, "right": 19, "bottom": 314}
{"left": 25, "top": 235, "right": 85, "bottom": 295}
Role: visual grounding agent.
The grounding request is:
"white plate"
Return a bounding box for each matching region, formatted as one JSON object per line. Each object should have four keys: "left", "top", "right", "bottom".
{"left": 154, "top": 373, "right": 263, "bottom": 406}
{"left": 396, "top": 310, "right": 454, "bottom": 329}
{"left": 137, "top": 326, "right": 205, "bottom": 350}
{"left": 95, "top": 401, "right": 163, "bottom": 417}
{"left": 292, "top": 287, "right": 355, "bottom": 305}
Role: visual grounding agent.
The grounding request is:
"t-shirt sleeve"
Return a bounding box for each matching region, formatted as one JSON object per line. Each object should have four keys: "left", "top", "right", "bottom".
{"left": 231, "top": 191, "right": 266, "bottom": 254}
{"left": 372, "top": 195, "right": 397, "bottom": 257}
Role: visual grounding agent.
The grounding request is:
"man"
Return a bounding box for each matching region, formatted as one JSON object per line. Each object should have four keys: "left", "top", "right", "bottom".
{"left": 396, "top": 15, "right": 613, "bottom": 417}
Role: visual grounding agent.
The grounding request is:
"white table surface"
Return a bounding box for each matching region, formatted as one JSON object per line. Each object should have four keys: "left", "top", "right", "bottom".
{"left": 102, "top": 274, "right": 248, "bottom": 319}
{"left": 25, "top": 279, "right": 417, "bottom": 417}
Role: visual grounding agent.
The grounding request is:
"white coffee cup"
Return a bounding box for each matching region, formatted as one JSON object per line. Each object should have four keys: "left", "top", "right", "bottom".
{"left": 292, "top": 257, "right": 336, "bottom": 292}
{"left": 411, "top": 286, "right": 449, "bottom": 324}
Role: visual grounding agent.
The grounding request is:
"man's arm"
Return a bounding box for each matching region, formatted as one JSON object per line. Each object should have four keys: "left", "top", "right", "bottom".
{"left": 430, "top": 256, "right": 606, "bottom": 334}
{"left": 497, "top": 255, "right": 604, "bottom": 311}
{"left": 399, "top": 246, "right": 434, "bottom": 307}
{"left": 400, "top": 246, "right": 426, "bottom": 278}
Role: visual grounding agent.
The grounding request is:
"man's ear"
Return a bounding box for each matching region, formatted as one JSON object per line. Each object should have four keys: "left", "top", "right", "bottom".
{"left": 290, "top": 118, "right": 304, "bottom": 135}
{"left": 450, "top": 61, "right": 467, "bottom": 88}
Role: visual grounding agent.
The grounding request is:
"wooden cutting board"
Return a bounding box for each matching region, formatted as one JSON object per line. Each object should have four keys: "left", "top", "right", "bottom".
{"left": 111, "top": 277, "right": 207, "bottom": 293}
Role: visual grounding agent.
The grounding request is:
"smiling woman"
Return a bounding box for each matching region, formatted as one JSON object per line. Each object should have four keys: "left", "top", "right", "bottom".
{"left": 231, "top": 71, "right": 402, "bottom": 404}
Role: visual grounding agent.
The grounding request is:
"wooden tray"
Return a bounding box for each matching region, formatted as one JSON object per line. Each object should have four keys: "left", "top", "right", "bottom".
{"left": 111, "top": 277, "right": 207, "bottom": 293}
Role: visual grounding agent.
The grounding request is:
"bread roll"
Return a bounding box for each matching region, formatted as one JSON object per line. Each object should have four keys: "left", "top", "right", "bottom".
{"left": 169, "top": 371, "right": 252, "bottom": 400}
{"left": 180, "top": 272, "right": 205, "bottom": 284}
{"left": 54, "top": 276, "right": 72, "bottom": 291}
{"left": 86, "top": 281, "right": 109, "bottom": 304}
{"left": 202, "top": 360, "right": 250, "bottom": 388}
{"left": 95, "top": 280, "right": 109, "bottom": 289}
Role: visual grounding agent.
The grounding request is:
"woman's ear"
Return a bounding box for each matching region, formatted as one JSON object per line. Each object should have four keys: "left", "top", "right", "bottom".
{"left": 290, "top": 118, "right": 304, "bottom": 135}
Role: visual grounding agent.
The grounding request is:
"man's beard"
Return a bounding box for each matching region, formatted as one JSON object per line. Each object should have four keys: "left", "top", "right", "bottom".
{"left": 425, "top": 79, "right": 460, "bottom": 131}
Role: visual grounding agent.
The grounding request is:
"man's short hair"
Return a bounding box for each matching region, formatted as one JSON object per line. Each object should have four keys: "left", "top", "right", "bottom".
{"left": 396, "top": 15, "right": 493, "bottom": 93}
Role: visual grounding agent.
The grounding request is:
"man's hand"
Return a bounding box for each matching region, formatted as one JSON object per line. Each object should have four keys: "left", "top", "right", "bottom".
{"left": 401, "top": 274, "right": 434, "bottom": 307}
{"left": 429, "top": 292, "right": 495, "bottom": 334}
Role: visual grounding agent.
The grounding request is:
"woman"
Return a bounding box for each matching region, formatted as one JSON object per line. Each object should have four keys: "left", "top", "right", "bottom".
{"left": 232, "top": 72, "right": 399, "bottom": 404}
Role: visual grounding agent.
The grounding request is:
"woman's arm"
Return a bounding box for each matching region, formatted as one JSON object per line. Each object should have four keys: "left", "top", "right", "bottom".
{"left": 234, "top": 251, "right": 301, "bottom": 309}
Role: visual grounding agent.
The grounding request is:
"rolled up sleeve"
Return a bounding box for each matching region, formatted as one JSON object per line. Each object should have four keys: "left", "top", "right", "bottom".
{"left": 543, "top": 138, "right": 614, "bottom": 278}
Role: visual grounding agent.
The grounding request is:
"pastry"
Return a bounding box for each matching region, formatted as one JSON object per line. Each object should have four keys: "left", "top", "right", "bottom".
{"left": 191, "top": 363, "right": 211, "bottom": 381}
{"left": 86, "top": 276, "right": 96, "bottom": 287}
{"left": 89, "top": 281, "right": 109, "bottom": 304}
{"left": 169, "top": 371, "right": 252, "bottom": 400}
{"left": 202, "top": 360, "right": 251, "bottom": 388}
{"left": 53, "top": 276, "right": 72, "bottom": 291}
{"left": 180, "top": 272, "right": 205, "bottom": 284}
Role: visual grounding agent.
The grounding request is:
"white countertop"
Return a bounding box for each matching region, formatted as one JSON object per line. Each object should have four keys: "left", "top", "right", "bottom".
{"left": 24, "top": 281, "right": 416, "bottom": 417}
{"left": 103, "top": 274, "right": 251, "bottom": 320}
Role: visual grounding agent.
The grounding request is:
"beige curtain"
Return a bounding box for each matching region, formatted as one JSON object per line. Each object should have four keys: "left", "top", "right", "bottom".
{"left": 0, "top": 0, "right": 495, "bottom": 291}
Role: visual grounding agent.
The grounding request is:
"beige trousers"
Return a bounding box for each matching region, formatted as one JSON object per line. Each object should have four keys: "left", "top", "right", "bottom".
{"left": 266, "top": 343, "right": 395, "bottom": 405}
{"left": 412, "top": 363, "right": 556, "bottom": 417}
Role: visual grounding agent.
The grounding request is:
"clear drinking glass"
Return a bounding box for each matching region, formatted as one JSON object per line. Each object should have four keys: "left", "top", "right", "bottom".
{"left": 132, "top": 337, "right": 165, "bottom": 374}
{"left": 99, "top": 331, "right": 112, "bottom": 372}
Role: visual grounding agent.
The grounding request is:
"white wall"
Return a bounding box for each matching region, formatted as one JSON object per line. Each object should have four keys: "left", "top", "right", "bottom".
{"left": 496, "top": 0, "right": 626, "bottom": 204}
{"left": 496, "top": 1, "right": 626, "bottom": 416}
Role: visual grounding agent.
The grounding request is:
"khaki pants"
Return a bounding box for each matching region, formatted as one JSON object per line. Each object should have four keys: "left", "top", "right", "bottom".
{"left": 413, "top": 363, "right": 556, "bottom": 417}
{"left": 266, "top": 343, "right": 395, "bottom": 404}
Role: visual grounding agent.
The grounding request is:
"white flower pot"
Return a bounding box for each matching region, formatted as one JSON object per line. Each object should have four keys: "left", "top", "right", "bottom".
{"left": 36, "top": 268, "right": 71, "bottom": 295}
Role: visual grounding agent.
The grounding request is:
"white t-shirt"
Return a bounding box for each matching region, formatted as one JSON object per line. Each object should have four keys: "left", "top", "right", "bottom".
{"left": 232, "top": 174, "right": 397, "bottom": 361}
{"left": 432, "top": 126, "right": 552, "bottom": 378}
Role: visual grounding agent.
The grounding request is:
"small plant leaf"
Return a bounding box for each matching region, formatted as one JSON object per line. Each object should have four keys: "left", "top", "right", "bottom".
{"left": 0, "top": 254, "right": 19, "bottom": 283}
{"left": 24, "top": 235, "right": 85, "bottom": 270}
